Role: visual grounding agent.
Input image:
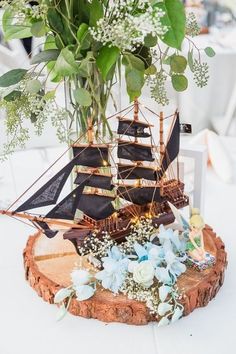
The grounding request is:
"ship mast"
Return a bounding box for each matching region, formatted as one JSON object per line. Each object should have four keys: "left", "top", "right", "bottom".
{"left": 159, "top": 111, "right": 165, "bottom": 158}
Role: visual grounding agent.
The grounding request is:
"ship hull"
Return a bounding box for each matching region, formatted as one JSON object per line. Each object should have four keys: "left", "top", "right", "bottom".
{"left": 63, "top": 179, "right": 189, "bottom": 254}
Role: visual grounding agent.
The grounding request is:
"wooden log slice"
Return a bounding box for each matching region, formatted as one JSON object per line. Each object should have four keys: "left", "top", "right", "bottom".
{"left": 23, "top": 225, "right": 227, "bottom": 325}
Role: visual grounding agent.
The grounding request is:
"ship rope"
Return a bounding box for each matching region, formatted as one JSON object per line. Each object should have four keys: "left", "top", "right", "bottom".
{"left": 5, "top": 105, "right": 134, "bottom": 213}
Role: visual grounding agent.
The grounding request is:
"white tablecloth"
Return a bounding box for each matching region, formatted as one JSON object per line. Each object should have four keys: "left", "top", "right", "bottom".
{"left": 0, "top": 142, "right": 236, "bottom": 354}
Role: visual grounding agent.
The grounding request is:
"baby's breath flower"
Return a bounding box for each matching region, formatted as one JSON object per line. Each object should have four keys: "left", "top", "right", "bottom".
{"left": 90, "top": 0, "right": 168, "bottom": 51}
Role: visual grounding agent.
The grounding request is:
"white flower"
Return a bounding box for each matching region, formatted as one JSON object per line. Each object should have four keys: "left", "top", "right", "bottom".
{"left": 132, "top": 260, "right": 155, "bottom": 288}
{"left": 71, "top": 269, "right": 91, "bottom": 286}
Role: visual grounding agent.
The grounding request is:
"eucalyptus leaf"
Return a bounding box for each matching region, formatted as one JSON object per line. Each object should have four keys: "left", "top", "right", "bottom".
{"left": 204, "top": 47, "right": 216, "bottom": 58}
{"left": 0, "top": 69, "right": 27, "bottom": 87}
{"left": 31, "top": 49, "right": 60, "bottom": 65}
{"left": 44, "top": 90, "right": 56, "bottom": 100}
{"left": 25, "top": 80, "right": 42, "bottom": 94}
{"left": 74, "top": 88, "right": 92, "bottom": 107}
{"left": 96, "top": 45, "right": 120, "bottom": 81}
{"left": 171, "top": 74, "right": 188, "bottom": 92}
{"left": 56, "top": 303, "right": 68, "bottom": 321}
{"left": 157, "top": 0, "right": 186, "bottom": 50}
{"left": 54, "top": 288, "right": 73, "bottom": 304}
{"left": 54, "top": 48, "right": 78, "bottom": 77}
{"left": 170, "top": 55, "right": 187, "bottom": 73}
{"left": 145, "top": 64, "right": 157, "bottom": 75}
{"left": 188, "top": 50, "right": 194, "bottom": 72}
{"left": 3, "top": 90, "right": 21, "bottom": 102}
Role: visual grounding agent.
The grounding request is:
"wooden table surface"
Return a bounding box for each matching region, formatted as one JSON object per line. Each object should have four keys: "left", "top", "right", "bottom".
{"left": 0, "top": 145, "right": 235, "bottom": 354}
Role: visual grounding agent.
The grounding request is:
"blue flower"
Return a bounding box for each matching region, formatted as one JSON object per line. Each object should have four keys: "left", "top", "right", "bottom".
{"left": 95, "top": 246, "right": 128, "bottom": 293}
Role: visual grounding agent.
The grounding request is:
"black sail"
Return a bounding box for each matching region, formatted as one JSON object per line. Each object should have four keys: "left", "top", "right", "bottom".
{"left": 117, "top": 186, "right": 164, "bottom": 205}
{"left": 118, "top": 141, "right": 154, "bottom": 162}
{"left": 74, "top": 172, "right": 113, "bottom": 190}
{"left": 77, "top": 194, "right": 115, "bottom": 220}
{"left": 73, "top": 145, "right": 109, "bottom": 167}
{"left": 46, "top": 183, "right": 86, "bottom": 220}
{"left": 118, "top": 119, "right": 151, "bottom": 138}
{"left": 15, "top": 159, "right": 75, "bottom": 212}
{"left": 161, "top": 113, "right": 180, "bottom": 174}
{"left": 117, "top": 164, "right": 158, "bottom": 181}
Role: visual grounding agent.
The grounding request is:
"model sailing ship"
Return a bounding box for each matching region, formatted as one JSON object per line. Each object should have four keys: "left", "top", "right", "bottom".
{"left": 0, "top": 100, "right": 189, "bottom": 254}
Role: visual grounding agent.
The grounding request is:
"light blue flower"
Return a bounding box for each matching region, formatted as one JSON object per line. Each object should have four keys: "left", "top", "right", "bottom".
{"left": 155, "top": 266, "right": 172, "bottom": 284}
{"left": 95, "top": 246, "right": 129, "bottom": 293}
{"left": 164, "top": 249, "right": 186, "bottom": 280}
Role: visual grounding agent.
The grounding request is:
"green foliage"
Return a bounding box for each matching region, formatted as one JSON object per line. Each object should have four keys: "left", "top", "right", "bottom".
{"left": 25, "top": 80, "right": 42, "bottom": 94}
{"left": 3, "top": 90, "right": 22, "bottom": 102}
{"left": 96, "top": 46, "right": 120, "bottom": 81}
{"left": 0, "top": 69, "right": 28, "bottom": 87}
{"left": 2, "top": 8, "right": 32, "bottom": 40}
{"left": 74, "top": 88, "right": 92, "bottom": 107}
{"left": 31, "top": 49, "right": 60, "bottom": 65}
{"left": 171, "top": 74, "right": 188, "bottom": 91}
{"left": 204, "top": 47, "right": 216, "bottom": 58}
{"left": 170, "top": 55, "right": 187, "bottom": 73}
{"left": 157, "top": 0, "right": 186, "bottom": 50}
{"left": 89, "top": 0, "right": 103, "bottom": 27}
{"left": 0, "top": 0, "right": 214, "bottom": 157}
{"left": 54, "top": 48, "right": 78, "bottom": 76}
{"left": 31, "top": 21, "right": 47, "bottom": 37}
{"left": 123, "top": 53, "right": 145, "bottom": 102}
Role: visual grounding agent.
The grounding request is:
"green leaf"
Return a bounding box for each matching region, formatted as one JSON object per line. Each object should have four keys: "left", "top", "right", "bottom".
{"left": 90, "top": 0, "right": 103, "bottom": 27}
{"left": 171, "top": 74, "right": 188, "bottom": 91}
{"left": 31, "top": 21, "right": 47, "bottom": 37}
{"left": 170, "top": 55, "right": 187, "bottom": 73}
{"left": 123, "top": 53, "right": 145, "bottom": 71}
{"left": 123, "top": 53, "right": 145, "bottom": 101}
{"left": 188, "top": 50, "right": 194, "bottom": 72}
{"left": 204, "top": 47, "right": 216, "bottom": 57}
{"left": 0, "top": 69, "right": 27, "bottom": 87}
{"left": 77, "top": 24, "right": 91, "bottom": 51}
{"left": 145, "top": 64, "right": 157, "bottom": 75}
{"left": 144, "top": 34, "right": 157, "bottom": 47}
{"left": 54, "top": 48, "right": 78, "bottom": 77}
{"left": 78, "top": 52, "right": 95, "bottom": 78}
{"left": 3, "top": 90, "right": 21, "bottom": 102}
{"left": 31, "top": 49, "right": 60, "bottom": 65}
{"left": 157, "top": 0, "right": 186, "bottom": 50}
{"left": 44, "top": 90, "right": 56, "bottom": 100}
{"left": 47, "top": 8, "right": 64, "bottom": 34}
{"left": 77, "top": 23, "right": 89, "bottom": 42}
{"left": 74, "top": 88, "right": 92, "bottom": 107}
{"left": 132, "top": 46, "right": 152, "bottom": 69}
{"left": 96, "top": 45, "right": 120, "bottom": 81}
{"left": 25, "top": 80, "right": 42, "bottom": 94}
{"left": 2, "top": 8, "right": 32, "bottom": 40}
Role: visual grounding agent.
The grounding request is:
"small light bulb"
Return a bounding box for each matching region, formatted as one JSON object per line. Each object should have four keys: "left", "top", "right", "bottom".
{"left": 103, "top": 160, "right": 108, "bottom": 166}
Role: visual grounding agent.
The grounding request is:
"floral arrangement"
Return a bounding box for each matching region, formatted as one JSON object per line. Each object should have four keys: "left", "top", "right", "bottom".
{"left": 54, "top": 220, "right": 188, "bottom": 326}
{"left": 0, "top": 0, "right": 215, "bottom": 159}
